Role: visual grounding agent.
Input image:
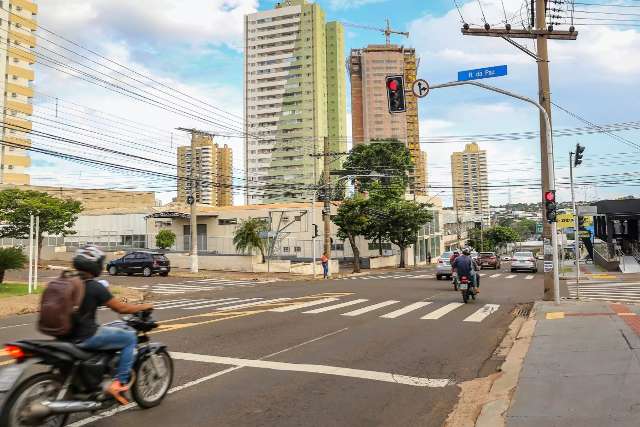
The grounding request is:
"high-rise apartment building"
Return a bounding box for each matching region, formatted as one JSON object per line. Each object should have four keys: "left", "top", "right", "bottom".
{"left": 451, "top": 143, "right": 489, "bottom": 224}
{"left": 244, "top": 0, "right": 346, "bottom": 204}
{"left": 349, "top": 44, "right": 427, "bottom": 195}
{"left": 0, "top": 0, "right": 37, "bottom": 185}
{"left": 177, "top": 135, "right": 233, "bottom": 207}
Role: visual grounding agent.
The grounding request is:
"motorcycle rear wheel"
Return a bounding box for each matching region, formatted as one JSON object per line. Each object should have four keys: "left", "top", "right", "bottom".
{"left": 0, "top": 372, "right": 68, "bottom": 427}
{"left": 462, "top": 290, "right": 469, "bottom": 303}
{"left": 132, "top": 349, "right": 173, "bottom": 409}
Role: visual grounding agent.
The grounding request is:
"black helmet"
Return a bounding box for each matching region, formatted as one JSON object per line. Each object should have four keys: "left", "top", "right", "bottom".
{"left": 462, "top": 248, "right": 471, "bottom": 255}
{"left": 453, "top": 250, "right": 460, "bottom": 255}
{"left": 73, "top": 245, "right": 105, "bottom": 277}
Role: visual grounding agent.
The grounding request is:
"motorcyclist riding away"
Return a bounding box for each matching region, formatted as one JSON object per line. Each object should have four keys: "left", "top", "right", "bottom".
{"left": 452, "top": 248, "right": 478, "bottom": 293}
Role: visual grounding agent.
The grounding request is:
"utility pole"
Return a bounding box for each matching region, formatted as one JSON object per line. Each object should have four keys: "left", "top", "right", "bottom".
{"left": 570, "top": 143, "right": 585, "bottom": 298}
{"left": 323, "top": 137, "right": 331, "bottom": 260}
{"left": 461, "top": 0, "right": 577, "bottom": 301}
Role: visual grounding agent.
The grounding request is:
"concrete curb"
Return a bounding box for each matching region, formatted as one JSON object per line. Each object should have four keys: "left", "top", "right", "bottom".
{"left": 474, "top": 304, "right": 538, "bottom": 427}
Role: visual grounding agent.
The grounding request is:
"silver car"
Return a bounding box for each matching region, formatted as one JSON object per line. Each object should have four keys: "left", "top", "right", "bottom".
{"left": 436, "top": 251, "right": 454, "bottom": 280}
{"left": 510, "top": 251, "right": 538, "bottom": 273}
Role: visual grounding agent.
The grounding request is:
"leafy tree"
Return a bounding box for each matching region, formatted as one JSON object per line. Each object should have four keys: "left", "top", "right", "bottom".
{"left": 0, "top": 247, "right": 27, "bottom": 284}
{"left": 342, "top": 140, "right": 413, "bottom": 192}
{"left": 233, "top": 218, "right": 268, "bottom": 263}
{"left": 513, "top": 219, "right": 537, "bottom": 240}
{"left": 333, "top": 196, "right": 369, "bottom": 273}
{"left": 363, "top": 181, "right": 404, "bottom": 255}
{"left": 469, "top": 225, "right": 519, "bottom": 252}
{"left": 381, "top": 200, "right": 432, "bottom": 268}
{"left": 155, "top": 229, "right": 176, "bottom": 250}
{"left": 0, "top": 189, "right": 82, "bottom": 259}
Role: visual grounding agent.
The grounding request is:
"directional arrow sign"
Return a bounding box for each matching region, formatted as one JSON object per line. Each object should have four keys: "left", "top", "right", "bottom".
{"left": 412, "top": 79, "right": 430, "bottom": 98}
{"left": 458, "top": 65, "right": 508, "bottom": 82}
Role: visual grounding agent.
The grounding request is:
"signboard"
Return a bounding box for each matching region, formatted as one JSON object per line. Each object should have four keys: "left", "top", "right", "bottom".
{"left": 557, "top": 213, "right": 592, "bottom": 229}
{"left": 544, "top": 261, "right": 553, "bottom": 272}
{"left": 535, "top": 223, "right": 543, "bottom": 234}
{"left": 457, "top": 65, "right": 508, "bottom": 82}
{"left": 579, "top": 230, "right": 592, "bottom": 238}
{"left": 412, "top": 79, "right": 430, "bottom": 98}
{"left": 259, "top": 231, "right": 276, "bottom": 239}
{"left": 577, "top": 205, "right": 598, "bottom": 215}
{"left": 544, "top": 244, "right": 552, "bottom": 255}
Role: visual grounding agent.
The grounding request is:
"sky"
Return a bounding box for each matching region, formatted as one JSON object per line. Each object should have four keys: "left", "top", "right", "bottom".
{"left": 28, "top": 0, "right": 640, "bottom": 207}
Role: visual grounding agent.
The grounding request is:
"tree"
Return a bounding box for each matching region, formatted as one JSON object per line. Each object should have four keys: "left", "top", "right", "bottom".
{"left": 342, "top": 140, "right": 414, "bottom": 192}
{"left": 233, "top": 218, "right": 267, "bottom": 263}
{"left": 512, "top": 219, "right": 537, "bottom": 241}
{"left": 333, "top": 196, "right": 369, "bottom": 273}
{"left": 382, "top": 200, "right": 432, "bottom": 268}
{"left": 155, "top": 229, "right": 176, "bottom": 250}
{"left": 364, "top": 181, "right": 404, "bottom": 256}
{"left": 469, "top": 225, "right": 520, "bottom": 252}
{"left": 0, "top": 247, "right": 27, "bottom": 284}
{"left": 0, "top": 189, "right": 82, "bottom": 260}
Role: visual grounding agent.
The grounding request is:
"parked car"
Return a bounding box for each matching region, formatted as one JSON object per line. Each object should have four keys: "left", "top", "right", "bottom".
{"left": 436, "top": 251, "right": 454, "bottom": 280}
{"left": 107, "top": 251, "right": 171, "bottom": 277}
{"left": 510, "top": 251, "right": 538, "bottom": 273}
{"left": 479, "top": 252, "right": 501, "bottom": 269}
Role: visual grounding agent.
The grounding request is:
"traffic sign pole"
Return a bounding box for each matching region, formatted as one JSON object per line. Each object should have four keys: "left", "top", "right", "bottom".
{"left": 570, "top": 151, "right": 580, "bottom": 298}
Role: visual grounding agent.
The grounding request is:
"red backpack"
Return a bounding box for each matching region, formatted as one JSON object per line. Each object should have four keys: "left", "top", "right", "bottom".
{"left": 38, "top": 271, "right": 86, "bottom": 337}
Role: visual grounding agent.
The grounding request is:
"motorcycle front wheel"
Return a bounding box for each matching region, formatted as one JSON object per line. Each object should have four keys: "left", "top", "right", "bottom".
{"left": 132, "top": 349, "right": 174, "bottom": 409}
{"left": 0, "top": 372, "right": 68, "bottom": 427}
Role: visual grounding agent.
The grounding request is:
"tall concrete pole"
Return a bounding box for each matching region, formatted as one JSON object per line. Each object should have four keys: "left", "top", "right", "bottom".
{"left": 570, "top": 152, "right": 580, "bottom": 297}
{"left": 323, "top": 136, "right": 331, "bottom": 259}
{"left": 536, "top": 0, "right": 555, "bottom": 301}
{"left": 190, "top": 131, "right": 199, "bottom": 273}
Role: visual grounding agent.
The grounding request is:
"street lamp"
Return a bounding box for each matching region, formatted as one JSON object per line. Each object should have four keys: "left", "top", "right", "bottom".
{"left": 310, "top": 173, "right": 387, "bottom": 278}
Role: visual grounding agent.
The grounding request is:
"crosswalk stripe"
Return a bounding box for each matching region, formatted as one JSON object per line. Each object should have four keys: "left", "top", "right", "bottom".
{"left": 303, "top": 299, "right": 369, "bottom": 314}
{"left": 270, "top": 298, "right": 339, "bottom": 312}
{"left": 463, "top": 304, "right": 500, "bottom": 322}
{"left": 183, "top": 298, "right": 264, "bottom": 310}
{"left": 341, "top": 300, "right": 399, "bottom": 317}
{"left": 216, "top": 298, "right": 291, "bottom": 311}
{"left": 381, "top": 302, "right": 432, "bottom": 319}
{"left": 506, "top": 275, "right": 516, "bottom": 279}
{"left": 570, "top": 295, "right": 640, "bottom": 302}
{"left": 567, "top": 287, "right": 640, "bottom": 294}
{"left": 479, "top": 273, "right": 486, "bottom": 277}
{"left": 421, "top": 303, "right": 464, "bottom": 320}
{"left": 570, "top": 291, "right": 640, "bottom": 297}
{"left": 151, "top": 291, "right": 187, "bottom": 294}
{"left": 412, "top": 274, "right": 432, "bottom": 278}
{"left": 155, "top": 298, "right": 238, "bottom": 309}
{"left": 525, "top": 275, "right": 534, "bottom": 280}
{"left": 490, "top": 274, "right": 501, "bottom": 278}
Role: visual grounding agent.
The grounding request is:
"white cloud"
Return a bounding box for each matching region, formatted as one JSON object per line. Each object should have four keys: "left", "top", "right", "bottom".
{"left": 329, "top": 0, "right": 388, "bottom": 10}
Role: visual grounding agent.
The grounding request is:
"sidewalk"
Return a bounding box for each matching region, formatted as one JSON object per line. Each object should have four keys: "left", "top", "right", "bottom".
{"left": 505, "top": 300, "right": 640, "bottom": 426}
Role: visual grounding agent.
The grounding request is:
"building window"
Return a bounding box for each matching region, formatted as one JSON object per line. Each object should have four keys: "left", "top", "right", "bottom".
{"left": 218, "top": 218, "right": 238, "bottom": 225}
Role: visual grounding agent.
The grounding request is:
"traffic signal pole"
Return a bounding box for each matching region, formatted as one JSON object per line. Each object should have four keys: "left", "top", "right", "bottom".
{"left": 428, "top": 79, "right": 561, "bottom": 303}
{"left": 569, "top": 152, "right": 580, "bottom": 298}
{"left": 323, "top": 137, "right": 332, "bottom": 262}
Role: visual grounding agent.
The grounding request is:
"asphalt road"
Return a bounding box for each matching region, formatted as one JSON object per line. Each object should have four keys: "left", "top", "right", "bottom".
{"left": 0, "top": 266, "right": 542, "bottom": 427}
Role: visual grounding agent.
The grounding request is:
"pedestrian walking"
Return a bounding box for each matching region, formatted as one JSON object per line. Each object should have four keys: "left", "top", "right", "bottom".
{"left": 427, "top": 252, "right": 432, "bottom": 264}
{"left": 320, "top": 253, "right": 329, "bottom": 279}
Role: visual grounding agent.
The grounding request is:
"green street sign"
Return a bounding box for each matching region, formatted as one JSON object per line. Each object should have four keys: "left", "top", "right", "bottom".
{"left": 535, "top": 223, "right": 543, "bottom": 234}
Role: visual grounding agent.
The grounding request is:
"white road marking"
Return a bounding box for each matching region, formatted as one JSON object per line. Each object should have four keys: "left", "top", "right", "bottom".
{"left": 303, "top": 299, "right": 368, "bottom": 314}
{"left": 525, "top": 275, "right": 534, "bottom": 280}
{"left": 170, "top": 352, "right": 453, "bottom": 388}
{"left": 463, "top": 304, "right": 500, "bottom": 322}
{"left": 341, "top": 300, "right": 399, "bottom": 317}
{"left": 215, "top": 298, "right": 291, "bottom": 311}
{"left": 270, "top": 298, "right": 339, "bottom": 312}
{"left": 489, "top": 274, "right": 501, "bottom": 278}
{"left": 0, "top": 323, "right": 31, "bottom": 330}
{"left": 505, "top": 274, "right": 516, "bottom": 279}
{"left": 155, "top": 298, "right": 238, "bottom": 310}
{"left": 183, "top": 298, "right": 264, "bottom": 310}
{"left": 411, "top": 274, "right": 432, "bottom": 278}
{"left": 381, "top": 302, "right": 432, "bottom": 319}
{"left": 421, "top": 303, "right": 464, "bottom": 320}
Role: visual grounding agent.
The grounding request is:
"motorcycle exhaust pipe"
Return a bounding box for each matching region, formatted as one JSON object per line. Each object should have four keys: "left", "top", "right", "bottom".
{"left": 29, "top": 400, "right": 103, "bottom": 417}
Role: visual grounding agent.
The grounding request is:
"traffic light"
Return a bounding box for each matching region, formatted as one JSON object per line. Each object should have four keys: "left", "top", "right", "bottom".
{"left": 386, "top": 75, "right": 406, "bottom": 113}
{"left": 578, "top": 216, "right": 585, "bottom": 229}
{"left": 544, "top": 190, "right": 557, "bottom": 224}
{"left": 574, "top": 143, "right": 585, "bottom": 167}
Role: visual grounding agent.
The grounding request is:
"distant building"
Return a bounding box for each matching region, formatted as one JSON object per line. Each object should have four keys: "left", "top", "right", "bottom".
{"left": 348, "top": 44, "right": 427, "bottom": 195}
{"left": 451, "top": 143, "right": 489, "bottom": 225}
{"left": 0, "top": 0, "right": 37, "bottom": 185}
{"left": 244, "top": 0, "right": 347, "bottom": 204}
{"left": 177, "top": 135, "right": 233, "bottom": 207}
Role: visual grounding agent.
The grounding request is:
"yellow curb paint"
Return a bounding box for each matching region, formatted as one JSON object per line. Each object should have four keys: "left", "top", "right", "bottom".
{"left": 546, "top": 312, "right": 565, "bottom": 320}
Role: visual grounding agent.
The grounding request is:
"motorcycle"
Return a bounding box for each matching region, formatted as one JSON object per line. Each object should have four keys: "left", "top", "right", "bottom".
{"left": 0, "top": 310, "right": 173, "bottom": 427}
{"left": 458, "top": 275, "right": 477, "bottom": 304}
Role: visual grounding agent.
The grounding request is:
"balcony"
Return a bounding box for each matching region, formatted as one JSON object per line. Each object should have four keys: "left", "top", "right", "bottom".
{"left": 9, "top": 13, "right": 37, "bottom": 31}
{"left": 5, "top": 82, "right": 34, "bottom": 97}
{"left": 7, "top": 64, "right": 35, "bottom": 81}
{"left": 9, "top": 29, "right": 36, "bottom": 48}
{"left": 4, "top": 117, "right": 32, "bottom": 131}
{"left": 5, "top": 99, "right": 33, "bottom": 115}
{"left": 8, "top": 46, "right": 35, "bottom": 64}
{"left": 11, "top": 0, "right": 38, "bottom": 14}
{"left": 3, "top": 154, "right": 31, "bottom": 167}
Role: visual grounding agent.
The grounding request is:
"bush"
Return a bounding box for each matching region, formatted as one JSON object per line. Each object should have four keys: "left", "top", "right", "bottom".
{"left": 155, "top": 229, "right": 176, "bottom": 250}
{"left": 0, "top": 247, "right": 27, "bottom": 284}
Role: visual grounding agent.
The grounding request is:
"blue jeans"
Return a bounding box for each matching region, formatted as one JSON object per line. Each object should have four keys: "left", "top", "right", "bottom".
{"left": 79, "top": 326, "right": 137, "bottom": 383}
{"left": 322, "top": 262, "right": 328, "bottom": 278}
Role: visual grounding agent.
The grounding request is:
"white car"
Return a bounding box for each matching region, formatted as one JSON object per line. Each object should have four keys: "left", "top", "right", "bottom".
{"left": 511, "top": 251, "right": 538, "bottom": 273}
{"left": 436, "top": 251, "right": 454, "bottom": 280}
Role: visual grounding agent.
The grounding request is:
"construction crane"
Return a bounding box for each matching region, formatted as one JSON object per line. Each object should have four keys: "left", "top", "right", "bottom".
{"left": 342, "top": 19, "right": 409, "bottom": 46}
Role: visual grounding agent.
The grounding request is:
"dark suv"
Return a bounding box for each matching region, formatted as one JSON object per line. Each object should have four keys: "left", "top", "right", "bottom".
{"left": 479, "top": 252, "right": 500, "bottom": 269}
{"left": 107, "top": 251, "right": 170, "bottom": 277}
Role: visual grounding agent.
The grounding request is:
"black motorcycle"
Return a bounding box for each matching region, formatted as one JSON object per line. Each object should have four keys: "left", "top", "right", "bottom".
{"left": 459, "top": 275, "right": 477, "bottom": 303}
{"left": 0, "top": 310, "right": 173, "bottom": 427}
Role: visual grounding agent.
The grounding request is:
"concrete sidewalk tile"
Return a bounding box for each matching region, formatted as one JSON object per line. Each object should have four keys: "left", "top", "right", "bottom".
{"left": 508, "top": 373, "right": 640, "bottom": 418}
{"left": 519, "top": 348, "right": 640, "bottom": 378}
{"left": 507, "top": 415, "right": 639, "bottom": 427}
{"left": 534, "top": 316, "right": 618, "bottom": 336}
{"left": 528, "top": 330, "right": 630, "bottom": 352}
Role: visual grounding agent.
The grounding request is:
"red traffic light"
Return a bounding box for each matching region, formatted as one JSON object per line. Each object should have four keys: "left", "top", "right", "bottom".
{"left": 387, "top": 79, "right": 399, "bottom": 91}
{"left": 544, "top": 191, "right": 555, "bottom": 202}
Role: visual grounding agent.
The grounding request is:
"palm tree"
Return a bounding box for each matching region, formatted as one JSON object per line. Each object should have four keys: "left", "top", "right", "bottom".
{"left": 233, "top": 218, "right": 267, "bottom": 263}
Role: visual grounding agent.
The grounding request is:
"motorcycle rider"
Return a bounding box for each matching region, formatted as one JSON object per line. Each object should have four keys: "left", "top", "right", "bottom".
{"left": 67, "top": 246, "right": 153, "bottom": 404}
{"left": 452, "top": 248, "right": 476, "bottom": 292}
